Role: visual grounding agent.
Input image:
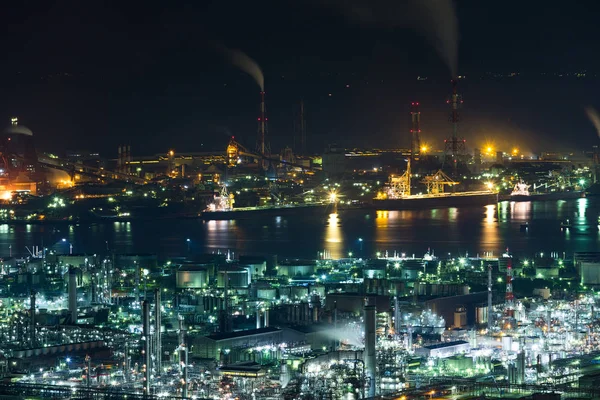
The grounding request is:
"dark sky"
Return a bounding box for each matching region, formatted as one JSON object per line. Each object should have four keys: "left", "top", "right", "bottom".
{"left": 0, "top": 0, "right": 599, "bottom": 157}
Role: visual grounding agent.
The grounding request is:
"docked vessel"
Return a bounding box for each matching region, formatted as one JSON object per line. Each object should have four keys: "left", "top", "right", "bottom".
{"left": 201, "top": 184, "right": 333, "bottom": 220}
{"left": 372, "top": 162, "right": 498, "bottom": 210}
{"left": 499, "top": 181, "right": 583, "bottom": 202}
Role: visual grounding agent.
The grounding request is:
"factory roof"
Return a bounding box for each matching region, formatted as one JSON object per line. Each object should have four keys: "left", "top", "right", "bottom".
{"left": 205, "top": 327, "right": 280, "bottom": 341}
{"left": 423, "top": 340, "right": 468, "bottom": 350}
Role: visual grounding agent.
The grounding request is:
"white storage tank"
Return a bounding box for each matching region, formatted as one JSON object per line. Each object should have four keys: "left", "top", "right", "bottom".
{"left": 218, "top": 266, "right": 250, "bottom": 288}
{"left": 176, "top": 267, "right": 208, "bottom": 288}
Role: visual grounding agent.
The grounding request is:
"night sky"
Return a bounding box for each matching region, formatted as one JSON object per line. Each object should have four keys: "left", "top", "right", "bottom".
{"left": 0, "top": 0, "right": 599, "bottom": 157}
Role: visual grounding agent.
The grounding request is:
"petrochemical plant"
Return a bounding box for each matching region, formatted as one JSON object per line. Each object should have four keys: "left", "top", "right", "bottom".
{"left": 0, "top": 245, "right": 600, "bottom": 399}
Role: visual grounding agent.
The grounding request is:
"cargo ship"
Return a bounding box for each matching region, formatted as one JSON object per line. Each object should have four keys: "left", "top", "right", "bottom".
{"left": 201, "top": 184, "right": 333, "bottom": 220}
{"left": 498, "top": 182, "right": 584, "bottom": 202}
{"left": 372, "top": 164, "right": 498, "bottom": 210}
{"left": 372, "top": 191, "right": 498, "bottom": 210}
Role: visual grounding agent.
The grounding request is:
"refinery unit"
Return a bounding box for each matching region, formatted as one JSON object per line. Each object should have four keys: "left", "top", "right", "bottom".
{"left": 1, "top": 243, "right": 600, "bottom": 399}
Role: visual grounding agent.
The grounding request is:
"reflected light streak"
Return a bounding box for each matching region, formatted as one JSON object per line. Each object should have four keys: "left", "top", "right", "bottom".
{"left": 577, "top": 198, "right": 587, "bottom": 222}
{"left": 324, "top": 213, "right": 344, "bottom": 259}
{"left": 510, "top": 201, "right": 531, "bottom": 220}
{"left": 481, "top": 204, "right": 499, "bottom": 250}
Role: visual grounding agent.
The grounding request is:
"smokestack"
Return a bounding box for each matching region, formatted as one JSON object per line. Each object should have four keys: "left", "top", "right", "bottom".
{"left": 505, "top": 256, "right": 515, "bottom": 322}
{"left": 142, "top": 300, "right": 151, "bottom": 395}
{"left": 30, "top": 290, "right": 36, "bottom": 347}
{"left": 117, "top": 146, "right": 122, "bottom": 174}
{"left": 256, "top": 307, "right": 261, "bottom": 329}
{"left": 364, "top": 304, "right": 376, "bottom": 398}
{"left": 257, "top": 91, "right": 270, "bottom": 169}
{"left": 264, "top": 308, "right": 269, "bottom": 328}
{"left": 300, "top": 100, "right": 306, "bottom": 155}
{"left": 444, "top": 80, "right": 465, "bottom": 178}
{"left": 394, "top": 296, "right": 400, "bottom": 334}
{"left": 223, "top": 271, "right": 230, "bottom": 332}
{"left": 488, "top": 265, "right": 493, "bottom": 331}
{"left": 410, "top": 102, "right": 421, "bottom": 163}
{"left": 68, "top": 267, "right": 77, "bottom": 324}
{"left": 154, "top": 289, "right": 162, "bottom": 374}
{"left": 178, "top": 316, "right": 186, "bottom": 350}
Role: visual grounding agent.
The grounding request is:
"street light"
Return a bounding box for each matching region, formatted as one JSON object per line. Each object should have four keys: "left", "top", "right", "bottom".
{"left": 186, "top": 238, "right": 191, "bottom": 253}
{"left": 61, "top": 238, "right": 72, "bottom": 255}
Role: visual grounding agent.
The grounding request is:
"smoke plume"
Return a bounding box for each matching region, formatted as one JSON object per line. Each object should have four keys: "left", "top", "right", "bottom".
{"left": 585, "top": 106, "right": 600, "bottom": 139}
{"left": 318, "top": 0, "right": 459, "bottom": 77}
{"left": 211, "top": 41, "right": 264, "bottom": 90}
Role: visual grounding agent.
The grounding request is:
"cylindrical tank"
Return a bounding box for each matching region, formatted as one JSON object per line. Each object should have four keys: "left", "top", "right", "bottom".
{"left": 502, "top": 335, "right": 513, "bottom": 351}
{"left": 291, "top": 286, "right": 309, "bottom": 300}
{"left": 176, "top": 269, "right": 208, "bottom": 288}
{"left": 257, "top": 288, "right": 277, "bottom": 300}
{"left": 476, "top": 306, "right": 488, "bottom": 325}
{"left": 218, "top": 267, "right": 250, "bottom": 288}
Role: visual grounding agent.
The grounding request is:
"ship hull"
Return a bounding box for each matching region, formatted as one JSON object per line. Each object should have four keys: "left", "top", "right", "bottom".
{"left": 499, "top": 191, "right": 584, "bottom": 202}
{"left": 201, "top": 203, "right": 333, "bottom": 220}
{"left": 371, "top": 192, "right": 498, "bottom": 210}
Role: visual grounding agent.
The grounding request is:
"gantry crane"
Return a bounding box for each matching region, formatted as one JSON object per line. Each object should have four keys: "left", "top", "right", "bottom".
{"left": 421, "top": 170, "right": 457, "bottom": 194}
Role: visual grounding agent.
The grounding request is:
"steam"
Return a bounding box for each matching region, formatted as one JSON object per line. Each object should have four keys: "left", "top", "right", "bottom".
{"left": 319, "top": 325, "right": 363, "bottom": 347}
{"left": 585, "top": 106, "right": 600, "bottom": 139}
{"left": 318, "top": 0, "right": 459, "bottom": 77}
{"left": 211, "top": 41, "right": 264, "bottom": 90}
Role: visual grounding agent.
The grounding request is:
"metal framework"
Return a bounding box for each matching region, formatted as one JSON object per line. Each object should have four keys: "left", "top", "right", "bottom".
{"left": 421, "top": 170, "right": 457, "bottom": 195}
{"left": 388, "top": 160, "right": 411, "bottom": 198}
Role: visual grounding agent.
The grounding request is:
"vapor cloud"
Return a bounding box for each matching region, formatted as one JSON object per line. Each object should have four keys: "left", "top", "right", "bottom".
{"left": 211, "top": 41, "right": 264, "bottom": 91}
{"left": 318, "top": 0, "right": 459, "bottom": 77}
{"left": 585, "top": 106, "right": 600, "bottom": 139}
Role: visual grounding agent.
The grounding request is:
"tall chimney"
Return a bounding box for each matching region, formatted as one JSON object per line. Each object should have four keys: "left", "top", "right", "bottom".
{"left": 68, "top": 268, "right": 77, "bottom": 324}
{"left": 410, "top": 102, "right": 421, "bottom": 163}
{"left": 488, "top": 265, "right": 493, "bottom": 331}
{"left": 142, "top": 300, "right": 151, "bottom": 395}
{"left": 30, "top": 290, "right": 36, "bottom": 347}
{"left": 154, "top": 289, "right": 162, "bottom": 375}
{"left": 117, "top": 146, "right": 122, "bottom": 174}
{"left": 364, "top": 304, "right": 376, "bottom": 398}
{"left": 256, "top": 307, "right": 261, "bottom": 329}
{"left": 126, "top": 145, "right": 132, "bottom": 174}
{"left": 394, "top": 296, "right": 401, "bottom": 335}
{"left": 264, "top": 308, "right": 269, "bottom": 328}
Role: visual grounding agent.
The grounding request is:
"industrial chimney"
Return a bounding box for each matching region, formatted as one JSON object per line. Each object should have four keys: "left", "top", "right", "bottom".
{"left": 68, "top": 267, "right": 77, "bottom": 324}
{"left": 364, "top": 304, "right": 376, "bottom": 398}
{"left": 154, "top": 289, "right": 162, "bottom": 374}
{"left": 30, "top": 290, "right": 36, "bottom": 347}
{"left": 142, "top": 300, "right": 151, "bottom": 395}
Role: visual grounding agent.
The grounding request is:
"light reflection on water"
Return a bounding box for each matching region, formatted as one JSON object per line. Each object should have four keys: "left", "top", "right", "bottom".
{"left": 0, "top": 198, "right": 597, "bottom": 259}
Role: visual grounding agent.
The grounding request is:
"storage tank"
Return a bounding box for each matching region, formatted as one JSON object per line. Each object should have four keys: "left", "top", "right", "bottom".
{"left": 502, "top": 335, "right": 513, "bottom": 351}
{"left": 476, "top": 306, "right": 488, "bottom": 324}
{"left": 290, "top": 286, "right": 309, "bottom": 300}
{"left": 176, "top": 267, "right": 208, "bottom": 288}
{"left": 218, "top": 266, "right": 250, "bottom": 288}
{"left": 257, "top": 288, "right": 277, "bottom": 300}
